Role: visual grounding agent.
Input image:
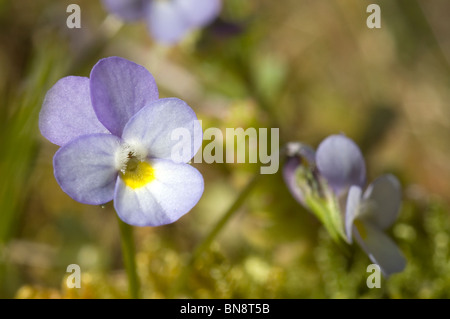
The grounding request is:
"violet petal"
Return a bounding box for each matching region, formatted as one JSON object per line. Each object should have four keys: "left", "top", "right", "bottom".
{"left": 39, "top": 76, "right": 109, "bottom": 146}
{"left": 316, "top": 134, "right": 366, "bottom": 195}
{"left": 90, "top": 56, "right": 159, "bottom": 137}
{"left": 53, "top": 134, "right": 121, "bottom": 205}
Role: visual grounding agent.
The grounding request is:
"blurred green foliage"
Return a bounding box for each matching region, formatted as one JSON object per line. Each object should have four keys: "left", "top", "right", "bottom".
{"left": 1, "top": 0, "right": 450, "bottom": 299}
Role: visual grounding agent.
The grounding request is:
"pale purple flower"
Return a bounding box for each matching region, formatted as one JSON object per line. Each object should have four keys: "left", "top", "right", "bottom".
{"left": 284, "top": 135, "right": 406, "bottom": 275}
{"left": 283, "top": 134, "right": 366, "bottom": 207}
{"left": 39, "top": 56, "right": 204, "bottom": 227}
{"left": 345, "top": 174, "right": 406, "bottom": 277}
{"left": 102, "top": 0, "right": 222, "bottom": 44}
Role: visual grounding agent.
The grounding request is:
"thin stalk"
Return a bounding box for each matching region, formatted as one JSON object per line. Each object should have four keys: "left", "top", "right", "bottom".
{"left": 117, "top": 215, "right": 140, "bottom": 299}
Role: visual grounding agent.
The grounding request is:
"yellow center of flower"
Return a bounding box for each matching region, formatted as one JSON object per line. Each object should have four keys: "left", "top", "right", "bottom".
{"left": 120, "top": 154, "right": 155, "bottom": 189}
{"left": 354, "top": 220, "right": 367, "bottom": 240}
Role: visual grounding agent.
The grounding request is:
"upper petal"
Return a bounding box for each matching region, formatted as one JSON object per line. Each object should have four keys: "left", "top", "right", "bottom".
{"left": 362, "top": 174, "right": 402, "bottom": 230}
{"left": 354, "top": 221, "right": 406, "bottom": 277}
{"left": 145, "top": 0, "right": 190, "bottom": 44}
{"left": 39, "top": 76, "right": 109, "bottom": 146}
{"left": 345, "top": 185, "right": 363, "bottom": 243}
{"left": 114, "top": 159, "right": 204, "bottom": 226}
{"left": 283, "top": 157, "right": 306, "bottom": 207}
{"left": 90, "top": 56, "right": 159, "bottom": 137}
{"left": 174, "top": 0, "right": 221, "bottom": 28}
{"left": 53, "top": 134, "right": 121, "bottom": 205}
{"left": 101, "top": 0, "right": 146, "bottom": 21}
{"left": 284, "top": 142, "right": 316, "bottom": 164}
{"left": 121, "top": 98, "right": 202, "bottom": 163}
{"left": 316, "top": 134, "right": 366, "bottom": 195}
{"left": 282, "top": 143, "right": 316, "bottom": 207}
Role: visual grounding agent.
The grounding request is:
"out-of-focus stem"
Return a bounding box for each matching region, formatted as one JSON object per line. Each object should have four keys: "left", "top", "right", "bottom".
{"left": 170, "top": 173, "right": 260, "bottom": 297}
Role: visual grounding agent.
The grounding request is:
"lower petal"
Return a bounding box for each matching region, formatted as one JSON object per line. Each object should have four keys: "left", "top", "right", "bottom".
{"left": 53, "top": 134, "right": 121, "bottom": 205}
{"left": 354, "top": 221, "right": 406, "bottom": 277}
{"left": 114, "top": 159, "right": 204, "bottom": 226}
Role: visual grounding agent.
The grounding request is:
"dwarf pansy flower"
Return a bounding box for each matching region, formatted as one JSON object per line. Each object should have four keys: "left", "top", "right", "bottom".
{"left": 284, "top": 134, "right": 406, "bottom": 275}
{"left": 39, "top": 56, "right": 204, "bottom": 227}
{"left": 102, "top": 0, "right": 222, "bottom": 44}
{"left": 345, "top": 174, "right": 406, "bottom": 276}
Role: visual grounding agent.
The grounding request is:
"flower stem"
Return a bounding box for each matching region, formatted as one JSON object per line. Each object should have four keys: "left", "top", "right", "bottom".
{"left": 169, "top": 173, "right": 260, "bottom": 297}
{"left": 117, "top": 215, "right": 140, "bottom": 299}
{"left": 305, "top": 196, "right": 349, "bottom": 255}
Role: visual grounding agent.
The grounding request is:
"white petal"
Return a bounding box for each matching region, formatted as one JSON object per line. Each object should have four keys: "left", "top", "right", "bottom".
{"left": 114, "top": 159, "right": 204, "bottom": 226}
{"left": 121, "top": 98, "right": 202, "bottom": 164}
{"left": 345, "top": 185, "right": 362, "bottom": 243}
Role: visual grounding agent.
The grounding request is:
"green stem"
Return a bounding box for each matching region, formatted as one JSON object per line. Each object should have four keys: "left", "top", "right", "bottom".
{"left": 117, "top": 215, "right": 140, "bottom": 299}
{"left": 305, "top": 196, "right": 349, "bottom": 255}
{"left": 169, "top": 173, "right": 260, "bottom": 297}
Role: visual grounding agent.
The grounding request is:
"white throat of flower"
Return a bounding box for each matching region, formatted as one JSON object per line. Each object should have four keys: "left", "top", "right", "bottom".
{"left": 115, "top": 142, "right": 156, "bottom": 189}
{"left": 115, "top": 142, "right": 148, "bottom": 174}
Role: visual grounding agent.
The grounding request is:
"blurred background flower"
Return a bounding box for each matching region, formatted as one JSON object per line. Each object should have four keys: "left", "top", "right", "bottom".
{"left": 101, "top": 0, "right": 222, "bottom": 44}
{"left": 282, "top": 135, "right": 367, "bottom": 247}
{"left": 1, "top": 0, "right": 450, "bottom": 299}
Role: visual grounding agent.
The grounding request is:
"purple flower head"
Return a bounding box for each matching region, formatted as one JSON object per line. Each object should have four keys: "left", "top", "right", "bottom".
{"left": 283, "top": 135, "right": 367, "bottom": 245}
{"left": 39, "top": 56, "right": 204, "bottom": 227}
{"left": 102, "top": 0, "right": 222, "bottom": 44}
{"left": 284, "top": 135, "right": 405, "bottom": 274}
{"left": 283, "top": 134, "right": 366, "bottom": 208}
{"left": 345, "top": 174, "right": 406, "bottom": 277}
